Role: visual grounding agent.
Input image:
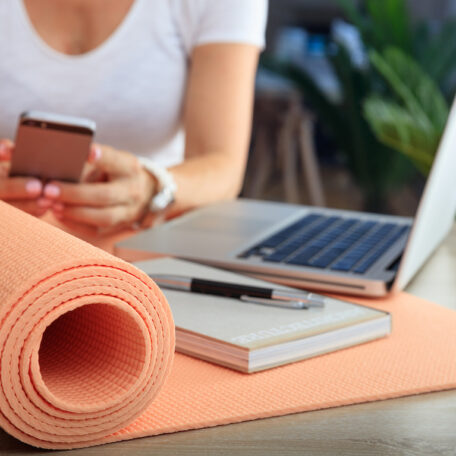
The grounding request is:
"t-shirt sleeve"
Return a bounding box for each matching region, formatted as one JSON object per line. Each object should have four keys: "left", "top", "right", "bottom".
{"left": 175, "top": 0, "right": 268, "bottom": 54}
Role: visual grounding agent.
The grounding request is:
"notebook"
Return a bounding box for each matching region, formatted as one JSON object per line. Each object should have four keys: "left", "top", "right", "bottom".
{"left": 134, "top": 258, "right": 391, "bottom": 373}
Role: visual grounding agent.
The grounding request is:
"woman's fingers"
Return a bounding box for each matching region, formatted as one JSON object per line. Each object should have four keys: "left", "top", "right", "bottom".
{"left": 0, "top": 177, "right": 42, "bottom": 200}
{"left": 79, "top": 161, "right": 106, "bottom": 183}
{"left": 7, "top": 199, "right": 48, "bottom": 217}
{"left": 0, "top": 140, "right": 43, "bottom": 204}
{"left": 54, "top": 204, "right": 138, "bottom": 228}
{"left": 0, "top": 143, "right": 45, "bottom": 214}
{"left": 89, "top": 144, "right": 141, "bottom": 177}
{"left": 43, "top": 178, "right": 141, "bottom": 207}
{"left": 42, "top": 145, "right": 154, "bottom": 228}
{"left": 0, "top": 162, "right": 9, "bottom": 178}
{"left": 0, "top": 139, "right": 13, "bottom": 161}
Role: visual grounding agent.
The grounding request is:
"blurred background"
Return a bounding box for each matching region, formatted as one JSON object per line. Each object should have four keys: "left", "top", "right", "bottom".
{"left": 242, "top": 0, "right": 456, "bottom": 216}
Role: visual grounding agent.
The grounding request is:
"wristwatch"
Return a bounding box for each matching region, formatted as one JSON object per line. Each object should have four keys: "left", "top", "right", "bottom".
{"left": 137, "top": 157, "right": 177, "bottom": 213}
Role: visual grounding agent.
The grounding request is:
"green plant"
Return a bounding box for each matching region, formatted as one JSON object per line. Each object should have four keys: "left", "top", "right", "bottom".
{"left": 339, "top": 0, "right": 413, "bottom": 54}
{"left": 364, "top": 48, "right": 449, "bottom": 175}
{"left": 341, "top": 0, "right": 454, "bottom": 176}
{"left": 339, "top": 0, "right": 456, "bottom": 101}
{"left": 260, "top": 0, "right": 456, "bottom": 210}
{"left": 261, "top": 46, "right": 412, "bottom": 212}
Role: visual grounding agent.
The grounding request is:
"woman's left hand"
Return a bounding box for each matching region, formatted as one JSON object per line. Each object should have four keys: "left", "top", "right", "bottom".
{"left": 44, "top": 144, "right": 156, "bottom": 230}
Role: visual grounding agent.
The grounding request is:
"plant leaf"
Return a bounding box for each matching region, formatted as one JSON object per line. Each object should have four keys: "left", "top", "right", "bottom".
{"left": 364, "top": 97, "right": 437, "bottom": 174}
{"left": 337, "top": 0, "right": 367, "bottom": 33}
{"left": 369, "top": 48, "right": 449, "bottom": 131}
{"left": 366, "top": 0, "right": 413, "bottom": 53}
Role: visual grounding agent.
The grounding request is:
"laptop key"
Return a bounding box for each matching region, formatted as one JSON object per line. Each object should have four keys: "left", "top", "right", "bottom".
{"left": 309, "top": 247, "right": 349, "bottom": 268}
{"left": 329, "top": 260, "right": 353, "bottom": 272}
{"left": 286, "top": 246, "right": 323, "bottom": 265}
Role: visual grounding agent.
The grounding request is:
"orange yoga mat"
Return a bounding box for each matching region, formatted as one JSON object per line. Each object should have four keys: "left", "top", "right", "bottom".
{"left": 1, "top": 202, "right": 456, "bottom": 450}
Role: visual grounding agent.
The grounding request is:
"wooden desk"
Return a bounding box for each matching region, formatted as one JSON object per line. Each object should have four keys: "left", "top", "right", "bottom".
{"left": 2, "top": 226, "right": 455, "bottom": 456}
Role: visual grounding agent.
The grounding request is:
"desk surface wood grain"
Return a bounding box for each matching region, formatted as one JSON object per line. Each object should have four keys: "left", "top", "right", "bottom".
{"left": 2, "top": 226, "right": 456, "bottom": 456}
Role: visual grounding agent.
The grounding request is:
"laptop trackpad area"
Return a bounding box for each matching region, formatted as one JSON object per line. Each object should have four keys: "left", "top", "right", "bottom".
{"left": 163, "top": 200, "right": 306, "bottom": 257}
{"left": 172, "top": 214, "right": 271, "bottom": 239}
{"left": 159, "top": 211, "right": 287, "bottom": 259}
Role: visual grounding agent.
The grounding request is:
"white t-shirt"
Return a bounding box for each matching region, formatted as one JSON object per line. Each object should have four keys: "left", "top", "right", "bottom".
{"left": 0, "top": 0, "right": 268, "bottom": 167}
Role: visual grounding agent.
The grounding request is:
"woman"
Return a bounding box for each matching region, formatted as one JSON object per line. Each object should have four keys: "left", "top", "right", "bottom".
{"left": 0, "top": 0, "right": 267, "bottom": 231}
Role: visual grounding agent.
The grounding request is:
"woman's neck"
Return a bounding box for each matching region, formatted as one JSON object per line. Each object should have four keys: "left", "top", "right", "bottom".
{"left": 23, "top": 0, "right": 135, "bottom": 55}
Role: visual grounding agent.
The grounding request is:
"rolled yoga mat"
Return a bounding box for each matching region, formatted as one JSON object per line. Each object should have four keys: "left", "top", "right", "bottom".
{"left": 1, "top": 201, "right": 456, "bottom": 450}
{"left": 0, "top": 202, "right": 174, "bottom": 449}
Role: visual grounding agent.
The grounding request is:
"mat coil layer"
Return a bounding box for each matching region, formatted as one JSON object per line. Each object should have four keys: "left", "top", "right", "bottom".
{"left": 0, "top": 202, "right": 175, "bottom": 449}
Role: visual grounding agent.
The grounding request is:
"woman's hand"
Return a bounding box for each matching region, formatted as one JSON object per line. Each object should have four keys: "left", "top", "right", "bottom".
{"left": 44, "top": 144, "right": 156, "bottom": 230}
{"left": 0, "top": 139, "right": 48, "bottom": 216}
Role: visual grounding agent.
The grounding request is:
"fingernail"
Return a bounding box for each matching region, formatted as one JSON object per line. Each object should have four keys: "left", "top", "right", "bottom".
{"left": 26, "top": 180, "right": 42, "bottom": 195}
{"left": 44, "top": 183, "right": 60, "bottom": 198}
{"left": 0, "top": 144, "right": 11, "bottom": 160}
{"left": 53, "top": 202, "right": 64, "bottom": 212}
{"left": 88, "top": 145, "right": 102, "bottom": 163}
{"left": 37, "top": 197, "right": 52, "bottom": 208}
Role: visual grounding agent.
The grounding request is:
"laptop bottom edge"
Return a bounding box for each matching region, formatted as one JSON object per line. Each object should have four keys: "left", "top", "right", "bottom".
{"left": 243, "top": 270, "right": 391, "bottom": 298}
{"left": 115, "top": 246, "right": 392, "bottom": 298}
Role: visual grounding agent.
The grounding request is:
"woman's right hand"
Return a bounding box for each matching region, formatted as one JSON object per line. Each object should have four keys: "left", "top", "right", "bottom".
{"left": 0, "top": 139, "right": 48, "bottom": 216}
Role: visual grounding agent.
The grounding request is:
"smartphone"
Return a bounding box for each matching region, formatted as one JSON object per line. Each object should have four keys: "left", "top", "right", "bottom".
{"left": 10, "top": 111, "right": 96, "bottom": 182}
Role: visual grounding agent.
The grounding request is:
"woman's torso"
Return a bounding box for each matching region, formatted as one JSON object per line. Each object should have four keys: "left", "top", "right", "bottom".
{"left": 0, "top": 0, "right": 188, "bottom": 166}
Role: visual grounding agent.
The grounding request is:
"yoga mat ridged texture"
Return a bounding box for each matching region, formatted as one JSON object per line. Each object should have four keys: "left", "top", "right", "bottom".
{"left": 1, "top": 201, "right": 456, "bottom": 450}
{"left": 0, "top": 202, "right": 174, "bottom": 449}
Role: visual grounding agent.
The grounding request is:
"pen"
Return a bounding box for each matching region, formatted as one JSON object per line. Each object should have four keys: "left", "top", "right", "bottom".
{"left": 148, "top": 274, "right": 325, "bottom": 309}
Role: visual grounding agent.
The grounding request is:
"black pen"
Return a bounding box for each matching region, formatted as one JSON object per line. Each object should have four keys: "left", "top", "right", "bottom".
{"left": 148, "top": 274, "right": 325, "bottom": 309}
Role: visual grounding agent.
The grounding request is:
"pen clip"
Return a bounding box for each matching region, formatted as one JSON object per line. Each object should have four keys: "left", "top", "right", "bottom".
{"left": 240, "top": 295, "right": 309, "bottom": 309}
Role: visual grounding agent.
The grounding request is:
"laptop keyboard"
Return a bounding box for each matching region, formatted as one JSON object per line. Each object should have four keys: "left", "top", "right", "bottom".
{"left": 239, "top": 213, "right": 410, "bottom": 274}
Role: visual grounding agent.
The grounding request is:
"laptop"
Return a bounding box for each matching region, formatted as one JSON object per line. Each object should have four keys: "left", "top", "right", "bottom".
{"left": 116, "top": 101, "right": 456, "bottom": 297}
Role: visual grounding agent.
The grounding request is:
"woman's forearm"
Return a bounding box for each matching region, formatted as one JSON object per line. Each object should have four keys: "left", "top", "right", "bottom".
{"left": 165, "top": 43, "right": 260, "bottom": 218}
{"left": 169, "top": 150, "right": 247, "bottom": 216}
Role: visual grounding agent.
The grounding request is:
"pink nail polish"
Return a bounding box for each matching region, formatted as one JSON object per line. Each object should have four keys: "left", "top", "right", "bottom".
{"left": 89, "top": 145, "right": 102, "bottom": 163}
{"left": 26, "top": 180, "right": 42, "bottom": 195}
{"left": 44, "top": 184, "right": 60, "bottom": 198}
{"left": 0, "top": 143, "right": 11, "bottom": 161}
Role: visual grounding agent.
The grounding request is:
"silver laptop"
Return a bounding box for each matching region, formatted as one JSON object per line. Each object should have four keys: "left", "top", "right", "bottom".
{"left": 117, "top": 101, "right": 456, "bottom": 297}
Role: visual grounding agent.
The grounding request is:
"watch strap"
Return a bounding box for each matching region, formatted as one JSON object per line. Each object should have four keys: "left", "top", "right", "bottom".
{"left": 137, "top": 157, "right": 177, "bottom": 213}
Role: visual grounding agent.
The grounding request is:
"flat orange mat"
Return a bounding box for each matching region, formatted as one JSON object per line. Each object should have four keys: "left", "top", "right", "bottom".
{"left": 1, "top": 202, "right": 456, "bottom": 449}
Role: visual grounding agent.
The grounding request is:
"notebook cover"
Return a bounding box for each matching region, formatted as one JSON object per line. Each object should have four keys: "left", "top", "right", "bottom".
{"left": 136, "top": 258, "right": 390, "bottom": 372}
